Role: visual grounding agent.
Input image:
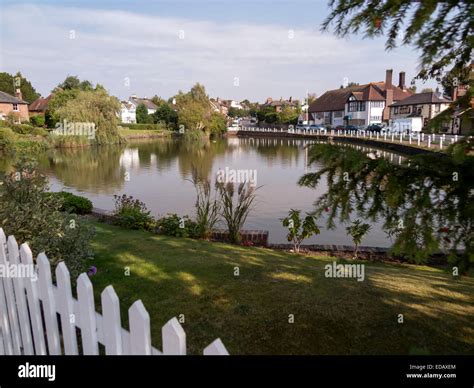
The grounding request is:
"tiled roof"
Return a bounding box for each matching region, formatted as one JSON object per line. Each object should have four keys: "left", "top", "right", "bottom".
{"left": 309, "top": 82, "right": 413, "bottom": 113}
{"left": 29, "top": 94, "right": 53, "bottom": 112}
{"left": 130, "top": 97, "right": 158, "bottom": 110}
{"left": 390, "top": 92, "right": 452, "bottom": 107}
{"left": 0, "top": 90, "right": 28, "bottom": 104}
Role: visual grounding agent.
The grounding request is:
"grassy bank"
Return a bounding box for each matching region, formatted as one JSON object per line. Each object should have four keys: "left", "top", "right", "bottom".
{"left": 118, "top": 127, "right": 170, "bottom": 139}
{"left": 89, "top": 222, "right": 474, "bottom": 355}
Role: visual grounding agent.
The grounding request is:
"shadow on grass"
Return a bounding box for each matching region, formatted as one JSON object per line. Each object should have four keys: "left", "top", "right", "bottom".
{"left": 87, "top": 222, "right": 474, "bottom": 355}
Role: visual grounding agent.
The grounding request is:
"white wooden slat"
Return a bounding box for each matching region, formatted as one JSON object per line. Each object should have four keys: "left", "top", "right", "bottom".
{"left": 37, "top": 253, "right": 61, "bottom": 355}
{"left": 7, "top": 236, "right": 33, "bottom": 354}
{"left": 203, "top": 338, "right": 229, "bottom": 355}
{"left": 101, "top": 286, "right": 122, "bottom": 355}
{"left": 0, "top": 277, "right": 13, "bottom": 355}
{"left": 77, "top": 273, "right": 99, "bottom": 355}
{"left": 0, "top": 229, "right": 14, "bottom": 355}
{"left": 19, "top": 242, "right": 47, "bottom": 355}
{"left": 162, "top": 317, "right": 186, "bottom": 355}
{"left": 0, "top": 327, "right": 4, "bottom": 355}
{"left": 0, "top": 233, "right": 21, "bottom": 355}
{"left": 129, "top": 300, "right": 151, "bottom": 355}
{"left": 10, "top": 243, "right": 34, "bottom": 356}
{"left": 55, "top": 262, "right": 78, "bottom": 355}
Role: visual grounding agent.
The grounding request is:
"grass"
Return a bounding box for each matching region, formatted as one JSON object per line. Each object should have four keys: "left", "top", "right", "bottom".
{"left": 88, "top": 221, "right": 474, "bottom": 355}
{"left": 118, "top": 127, "right": 169, "bottom": 138}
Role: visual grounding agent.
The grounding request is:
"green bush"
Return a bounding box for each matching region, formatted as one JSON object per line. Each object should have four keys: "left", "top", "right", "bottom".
{"left": 0, "top": 127, "right": 16, "bottom": 151}
{"left": 11, "top": 124, "right": 36, "bottom": 135}
{"left": 48, "top": 191, "right": 93, "bottom": 214}
{"left": 113, "top": 194, "right": 156, "bottom": 231}
{"left": 119, "top": 123, "right": 164, "bottom": 130}
{"left": 0, "top": 158, "right": 95, "bottom": 278}
{"left": 30, "top": 115, "right": 45, "bottom": 127}
{"left": 156, "top": 214, "right": 198, "bottom": 238}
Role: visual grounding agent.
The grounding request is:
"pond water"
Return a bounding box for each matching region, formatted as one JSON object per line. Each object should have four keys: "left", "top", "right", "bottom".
{"left": 1, "top": 136, "right": 411, "bottom": 246}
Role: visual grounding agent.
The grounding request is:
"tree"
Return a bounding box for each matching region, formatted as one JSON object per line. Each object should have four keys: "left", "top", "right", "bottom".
{"left": 323, "top": 1, "right": 473, "bottom": 82}
{"left": 54, "top": 89, "right": 122, "bottom": 144}
{"left": 0, "top": 71, "right": 40, "bottom": 103}
{"left": 54, "top": 76, "right": 96, "bottom": 92}
{"left": 208, "top": 112, "right": 227, "bottom": 135}
{"left": 0, "top": 158, "right": 95, "bottom": 278}
{"left": 441, "top": 65, "right": 471, "bottom": 98}
{"left": 136, "top": 103, "right": 151, "bottom": 124}
{"left": 152, "top": 102, "right": 178, "bottom": 129}
{"left": 281, "top": 209, "right": 320, "bottom": 253}
{"left": 346, "top": 220, "right": 371, "bottom": 259}
{"left": 307, "top": 93, "right": 318, "bottom": 105}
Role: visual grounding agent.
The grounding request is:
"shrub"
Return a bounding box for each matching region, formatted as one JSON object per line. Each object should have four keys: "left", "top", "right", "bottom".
{"left": 48, "top": 191, "right": 93, "bottom": 214}
{"left": 0, "top": 158, "right": 95, "bottom": 278}
{"left": 188, "top": 171, "right": 220, "bottom": 240}
{"left": 281, "top": 209, "right": 320, "bottom": 253}
{"left": 346, "top": 219, "right": 371, "bottom": 259}
{"left": 156, "top": 214, "right": 198, "bottom": 238}
{"left": 30, "top": 115, "right": 45, "bottom": 127}
{"left": 119, "top": 123, "right": 165, "bottom": 130}
{"left": 113, "top": 194, "right": 156, "bottom": 231}
{"left": 217, "top": 182, "right": 258, "bottom": 244}
{"left": 0, "top": 127, "right": 16, "bottom": 151}
{"left": 11, "top": 124, "right": 36, "bottom": 135}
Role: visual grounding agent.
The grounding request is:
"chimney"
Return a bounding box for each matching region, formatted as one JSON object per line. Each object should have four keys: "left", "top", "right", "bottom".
{"left": 15, "top": 88, "right": 22, "bottom": 101}
{"left": 383, "top": 89, "right": 393, "bottom": 122}
{"left": 398, "top": 71, "right": 406, "bottom": 90}
{"left": 385, "top": 69, "right": 393, "bottom": 89}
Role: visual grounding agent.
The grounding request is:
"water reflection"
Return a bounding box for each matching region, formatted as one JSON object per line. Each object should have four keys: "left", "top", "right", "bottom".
{"left": 0, "top": 137, "right": 414, "bottom": 245}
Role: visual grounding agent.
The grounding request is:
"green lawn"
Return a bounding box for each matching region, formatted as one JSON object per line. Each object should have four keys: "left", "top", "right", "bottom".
{"left": 89, "top": 222, "right": 474, "bottom": 355}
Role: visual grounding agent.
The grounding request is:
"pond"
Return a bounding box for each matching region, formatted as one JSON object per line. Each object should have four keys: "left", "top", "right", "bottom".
{"left": 1, "top": 135, "right": 465, "bottom": 248}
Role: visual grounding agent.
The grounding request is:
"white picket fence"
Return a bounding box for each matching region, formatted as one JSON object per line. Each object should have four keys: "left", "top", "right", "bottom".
{"left": 0, "top": 228, "right": 228, "bottom": 356}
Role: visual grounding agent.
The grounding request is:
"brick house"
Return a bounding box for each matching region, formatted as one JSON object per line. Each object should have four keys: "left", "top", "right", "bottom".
{"left": 262, "top": 97, "right": 299, "bottom": 113}
{"left": 29, "top": 94, "right": 53, "bottom": 116}
{"left": 308, "top": 70, "right": 413, "bottom": 127}
{"left": 0, "top": 89, "right": 29, "bottom": 123}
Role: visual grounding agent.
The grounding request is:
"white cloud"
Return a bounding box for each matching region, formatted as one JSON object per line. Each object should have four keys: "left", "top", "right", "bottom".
{"left": 0, "top": 4, "right": 433, "bottom": 101}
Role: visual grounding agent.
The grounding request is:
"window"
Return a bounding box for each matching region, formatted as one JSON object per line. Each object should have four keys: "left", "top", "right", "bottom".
{"left": 393, "top": 107, "right": 399, "bottom": 114}
{"left": 371, "top": 101, "right": 384, "bottom": 108}
{"left": 399, "top": 106, "right": 411, "bottom": 114}
{"left": 370, "top": 116, "right": 381, "bottom": 122}
{"left": 348, "top": 101, "right": 366, "bottom": 112}
{"left": 333, "top": 110, "right": 343, "bottom": 118}
{"left": 434, "top": 104, "right": 440, "bottom": 113}
{"left": 13, "top": 103, "right": 19, "bottom": 111}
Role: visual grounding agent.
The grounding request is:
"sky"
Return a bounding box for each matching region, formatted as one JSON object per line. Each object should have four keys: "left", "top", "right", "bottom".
{"left": 0, "top": 0, "right": 438, "bottom": 102}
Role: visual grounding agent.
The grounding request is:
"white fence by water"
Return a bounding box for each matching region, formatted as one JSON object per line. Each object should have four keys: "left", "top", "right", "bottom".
{"left": 0, "top": 228, "right": 228, "bottom": 356}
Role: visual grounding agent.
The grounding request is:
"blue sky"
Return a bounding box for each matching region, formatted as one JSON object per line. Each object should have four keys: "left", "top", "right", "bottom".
{"left": 0, "top": 0, "right": 437, "bottom": 101}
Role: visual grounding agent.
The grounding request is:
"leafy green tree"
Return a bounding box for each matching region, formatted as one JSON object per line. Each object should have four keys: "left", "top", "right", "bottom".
{"left": 152, "top": 102, "right": 178, "bottom": 129}
{"left": 54, "top": 89, "right": 123, "bottom": 144}
{"left": 136, "top": 103, "right": 152, "bottom": 124}
{"left": 208, "top": 112, "right": 227, "bottom": 135}
{"left": 346, "top": 220, "right": 371, "bottom": 259}
{"left": 323, "top": 0, "right": 473, "bottom": 82}
{"left": 264, "top": 111, "right": 278, "bottom": 124}
{"left": 55, "top": 75, "right": 94, "bottom": 91}
{"left": 299, "top": 140, "right": 473, "bottom": 270}
{"left": 281, "top": 209, "right": 320, "bottom": 253}
{"left": 0, "top": 71, "right": 40, "bottom": 103}
{"left": 0, "top": 159, "right": 95, "bottom": 278}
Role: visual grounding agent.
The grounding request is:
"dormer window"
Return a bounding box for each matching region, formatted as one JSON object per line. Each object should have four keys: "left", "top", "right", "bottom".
{"left": 13, "top": 103, "right": 19, "bottom": 111}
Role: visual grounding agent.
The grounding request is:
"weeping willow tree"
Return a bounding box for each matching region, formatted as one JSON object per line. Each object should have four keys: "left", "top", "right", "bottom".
{"left": 54, "top": 89, "right": 124, "bottom": 145}
{"left": 299, "top": 139, "right": 473, "bottom": 271}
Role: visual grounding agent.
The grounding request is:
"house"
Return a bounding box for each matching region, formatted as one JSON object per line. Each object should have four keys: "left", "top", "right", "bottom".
{"left": 262, "top": 97, "right": 299, "bottom": 113}
{"left": 128, "top": 95, "right": 158, "bottom": 115}
{"left": 29, "top": 94, "right": 53, "bottom": 116}
{"left": 389, "top": 90, "right": 452, "bottom": 130}
{"left": 308, "top": 70, "right": 413, "bottom": 127}
{"left": 0, "top": 89, "right": 29, "bottom": 123}
{"left": 120, "top": 101, "right": 137, "bottom": 124}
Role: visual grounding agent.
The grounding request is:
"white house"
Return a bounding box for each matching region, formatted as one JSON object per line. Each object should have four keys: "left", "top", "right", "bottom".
{"left": 120, "top": 101, "right": 136, "bottom": 123}
{"left": 308, "top": 70, "right": 413, "bottom": 127}
{"left": 119, "top": 95, "right": 159, "bottom": 123}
